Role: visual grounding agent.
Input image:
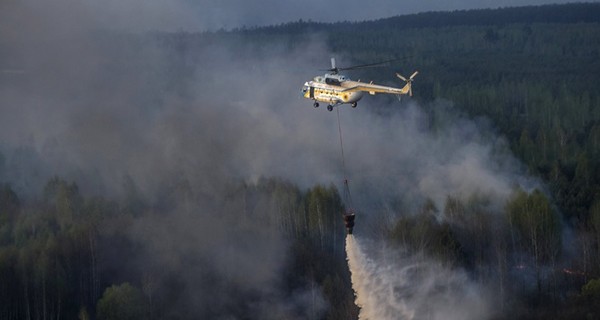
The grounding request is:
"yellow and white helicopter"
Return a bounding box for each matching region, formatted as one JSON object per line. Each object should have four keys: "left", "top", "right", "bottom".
{"left": 302, "top": 58, "right": 418, "bottom": 111}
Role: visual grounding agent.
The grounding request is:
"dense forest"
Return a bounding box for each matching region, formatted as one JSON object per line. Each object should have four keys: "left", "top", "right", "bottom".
{"left": 0, "top": 177, "right": 357, "bottom": 319}
{"left": 2, "top": 2, "right": 600, "bottom": 319}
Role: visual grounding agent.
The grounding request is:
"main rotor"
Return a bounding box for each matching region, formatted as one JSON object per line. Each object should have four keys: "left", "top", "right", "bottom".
{"left": 324, "top": 57, "right": 406, "bottom": 75}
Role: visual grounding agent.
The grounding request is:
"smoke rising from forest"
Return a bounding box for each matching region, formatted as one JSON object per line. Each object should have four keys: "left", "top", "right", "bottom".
{"left": 1, "top": 1, "right": 536, "bottom": 205}
{"left": 1, "top": 0, "right": 544, "bottom": 318}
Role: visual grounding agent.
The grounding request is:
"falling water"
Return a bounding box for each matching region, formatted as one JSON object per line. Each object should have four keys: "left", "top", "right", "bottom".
{"left": 345, "top": 235, "right": 490, "bottom": 320}
{"left": 345, "top": 235, "right": 415, "bottom": 319}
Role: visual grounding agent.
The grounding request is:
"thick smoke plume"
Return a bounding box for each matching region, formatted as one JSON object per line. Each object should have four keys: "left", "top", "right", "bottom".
{"left": 1, "top": 1, "right": 535, "bottom": 207}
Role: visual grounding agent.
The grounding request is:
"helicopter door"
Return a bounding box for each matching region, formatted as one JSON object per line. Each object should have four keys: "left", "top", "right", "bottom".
{"left": 309, "top": 86, "right": 315, "bottom": 98}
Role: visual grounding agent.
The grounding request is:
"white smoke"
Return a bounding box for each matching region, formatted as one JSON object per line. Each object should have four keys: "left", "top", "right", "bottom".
{"left": 346, "top": 235, "right": 492, "bottom": 320}
{"left": 0, "top": 1, "right": 559, "bottom": 319}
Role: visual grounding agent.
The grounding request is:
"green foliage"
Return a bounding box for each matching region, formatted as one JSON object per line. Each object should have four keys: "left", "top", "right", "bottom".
{"left": 0, "top": 176, "right": 110, "bottom": 319}
{"left": 506, "top": 188, "right": 562, "bottom": 263}
{"left": 0, "top": 185, "right": 19, "bottom": 244}
{"left": 581, "top": 278, "right": 600, "bottom": 301}
{"left": 590, "top": 201, "right": 600, "bottom": 235}
{"left": 96, "top": 283, "right": 148, "bottom": 320}
{"left": 305, "top": 184, "right": 343, "bottom": 247}
{"left": 0, "top": 174, "right": 352, "bottom": 319}
{"left": 389, "top": 207, "right": 463, "bottom": 265}
{"left": 44, "top": 177, "right": 83, "bottom": 230}
{"left": 79, "top": 306, "right": 91, "bottom": 320}
{"left": 579, "top": 278, "right": 600, "bottom": 317}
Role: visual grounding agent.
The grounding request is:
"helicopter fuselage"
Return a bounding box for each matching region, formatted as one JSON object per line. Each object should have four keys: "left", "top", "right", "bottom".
{"left": 302, "top": 71, "right": 414, "bottom": 110}
{"left": 302, "top": 74, "right": 365, "bottom": 105}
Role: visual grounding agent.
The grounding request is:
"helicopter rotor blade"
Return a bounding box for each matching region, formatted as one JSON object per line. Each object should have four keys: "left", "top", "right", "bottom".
{"left": 321, "top": 57, "right": 411, "bottom": 75}
{"left": 396, "top": 73, "right": 408, "bottom": 82}
{"left": 410, "top": 71, "right": 419, "bottom": 80}
{"left": 338, "top": 57, "right": 409, "bottom": 71}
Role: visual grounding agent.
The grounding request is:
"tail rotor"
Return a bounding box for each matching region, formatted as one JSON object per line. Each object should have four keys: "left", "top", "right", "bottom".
{"left": 396, "top": 71, "right": 418, "bottom": 96}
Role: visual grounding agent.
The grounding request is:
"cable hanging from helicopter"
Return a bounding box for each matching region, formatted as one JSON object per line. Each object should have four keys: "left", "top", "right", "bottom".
{"left": 335, "top": 105, "right": 356, "bottom": 235}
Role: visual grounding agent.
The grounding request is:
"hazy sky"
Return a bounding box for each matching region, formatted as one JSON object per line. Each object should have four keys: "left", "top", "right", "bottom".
{"left": 82, "top": 0, "right": 590, "bottom": 31}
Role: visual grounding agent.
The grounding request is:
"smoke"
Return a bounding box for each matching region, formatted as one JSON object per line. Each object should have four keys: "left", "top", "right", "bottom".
{"left": 1, "top": 0, "right": 537, "bottom": 204}
{"left": 1, "top": 1, "right": 333, "bottom": 318}
{"left": 1, "top": 0, "right": 546, "bottom": 318}
{"left": 346, "top": 235, "right": 491, "bottom": 320}
{"left": 335, "top": 101, "right": 537, "bottom": 217}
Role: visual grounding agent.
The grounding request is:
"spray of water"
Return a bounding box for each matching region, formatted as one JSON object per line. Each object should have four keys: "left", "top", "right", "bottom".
{"left": 346, "top": 235, "right": 492, "bottom": 320}
{"left": 346, "top": 235, "right": 414, "bottom": 319}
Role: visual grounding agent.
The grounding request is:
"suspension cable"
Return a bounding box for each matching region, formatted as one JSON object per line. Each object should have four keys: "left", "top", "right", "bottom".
{"left": 336, "top": 106, "right": 347, "bottom": 178}
{"left": 336, "top": 107, "right": 354, "bottom": 211}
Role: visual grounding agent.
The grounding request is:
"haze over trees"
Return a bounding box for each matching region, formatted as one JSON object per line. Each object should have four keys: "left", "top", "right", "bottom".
{"left": 1, "top": 2, "right": 600, "bottom": 319}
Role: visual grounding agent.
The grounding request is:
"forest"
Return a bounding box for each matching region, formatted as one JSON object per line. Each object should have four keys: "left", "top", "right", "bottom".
{"left": 2, "top": 2, "right": 600, "bottom": 319}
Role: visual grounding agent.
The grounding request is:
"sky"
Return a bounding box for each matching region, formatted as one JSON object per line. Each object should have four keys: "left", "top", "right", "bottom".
{"left": 82, "top": 0, "right": 589, "bottom": 31}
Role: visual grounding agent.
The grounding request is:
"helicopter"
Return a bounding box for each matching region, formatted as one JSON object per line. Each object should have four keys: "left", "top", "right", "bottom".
{"left": 302, "top": 58, "right": 418, "bottom": 111}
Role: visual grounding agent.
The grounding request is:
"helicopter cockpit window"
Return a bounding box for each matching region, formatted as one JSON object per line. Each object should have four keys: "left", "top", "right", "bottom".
{"left": 325, "top": 78, "right": 340, "bottom": 86}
